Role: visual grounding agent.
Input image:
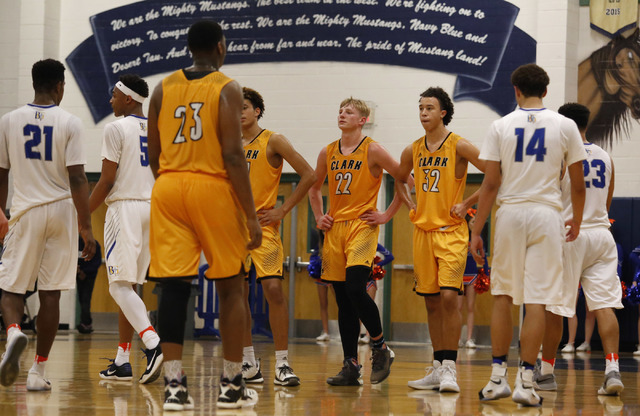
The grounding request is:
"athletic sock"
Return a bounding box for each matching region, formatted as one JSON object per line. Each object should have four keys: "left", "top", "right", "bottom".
{"left": 139, "top": 326, "right": 160, "bottom": 349}
{"left": 164, "top": 360, "right": 183, "bottom": 381}
{"left": 275, "top": 350, "right": 289, "bottom": 369}
{"left": 114, "top": 343, "right": 131, "bottom": 366}
{"left": 371, "top": 336, "right": 386, "bottom": 350}
{"left": 243, "top": 346, "right": 256, "bottom": 365}
{"left": 605, "top": 353, "right": 619, "bottom": 374}
{"left": 492, "top": 355, "right": 507, "bottom": 365}
{"left": 223, "top": 360, "right": 243, "bottom": 379}
{"left": 31, "top": 355, "right": 47, "bottom": 376}
{"left": 541, "top": 358, "right": 555, "bottom": 375}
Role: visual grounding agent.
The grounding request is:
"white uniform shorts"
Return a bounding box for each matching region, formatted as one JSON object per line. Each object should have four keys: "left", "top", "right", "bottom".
{"left": 547, "top": 227, "right": 623, "bottom": 317}
{"left": 104, "top": 199, "right": 150, "bottom": 285}
{"left": 490, "top": 203, "right": 564, "bottom": 306}
{"left": 0, "top": 199, "right": 77, "bottom": 293}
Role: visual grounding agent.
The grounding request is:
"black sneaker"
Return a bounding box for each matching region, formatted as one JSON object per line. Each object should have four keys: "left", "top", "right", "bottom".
{"left": 76, "top": 323, "right": 93, "bottom": 334}
{"left": 99, "top": 360, "right": 133, "bottom": 381}
{"left": 242, "top": 358, "right": 264, "bottom": 383}
{"left": 164, "top": 375, "right": 194, "bottom": 411}
{"left": 370, "top": 347, "right": 394, "bottom": 384}
{"left": 139, "top": 345, "right": 163, "bottom": 384}
{"left": 217, "top": 373, "right": 259, "bottom": 409}
{"left": 327, "top": 359, "right": 363, "bottom": 386}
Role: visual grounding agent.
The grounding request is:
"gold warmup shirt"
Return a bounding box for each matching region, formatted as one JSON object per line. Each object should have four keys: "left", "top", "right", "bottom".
{"left": 326, "top": 136, "right": 382, "bottom": 221}
{"left": 412, "top": 132, "right": 467, "bottom": 231}
{"left": 157, "top": 70, "right": 232, "bottom": 176}
{"left": 244, "top": 129, "right": 283, "bottom": 211}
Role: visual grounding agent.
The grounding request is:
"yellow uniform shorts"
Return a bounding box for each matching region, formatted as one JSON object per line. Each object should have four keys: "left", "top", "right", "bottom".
{"left": 250, "top": 224, "right": 284, "bottom": 279}
{"left": 321, "top": 219, "right": 379, "bottom": 282}
{"left": 413, "top": 222, "right": 468, "bottom": 295}
{"left": 150, "top": 172, "right": 250, "bottom": 280}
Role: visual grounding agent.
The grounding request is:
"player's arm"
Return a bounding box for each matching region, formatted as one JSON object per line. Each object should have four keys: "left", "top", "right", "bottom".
{"left": 68, "top": 164, "right": 96, "bottom": 260}
{"left": 451, "top": 139, "right": 486, "bottom": 217}
{"left": 565, "top": 160, "right": 586, "bottom": 242}
{"left": 606, "top": 157, "right": 615, "bottom": 211}
{"left": 219, "top": 80, "right": 262, "bottom": 250}
{"left": 258, "top": 134, "right": 316, "bottom": 226}
{"left": 359, "top": 142, "right": 406, "bottom": 225}
{"left": 470, "top": 160, "right": 501, "bottom": 265}
{"left": 309, "top": 147, "right": 333, "bottom": 230}
{"left": 89, "top": 159, "right": 117, "bottom": 213}
{"left": 147, "top": 82, "right": 163, "bottom": 179}
{"left": 0, "top": 167, "right": 9, "bottom": 239}
{"left": 394, "top": 145, "right": 416, "bottom": 211}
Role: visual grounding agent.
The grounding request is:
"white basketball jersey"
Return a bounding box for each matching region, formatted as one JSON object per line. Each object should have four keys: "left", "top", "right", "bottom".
{"left": 480, "top": 108, "right": 586, "bottom": 210}
{"left": 101, "top": 115, "right": 155, "bottom": 204}
{"left": 0, "top": 104, "right": 85, "bottom": 222}
{"left": 561, "top": 143, "right": 612, "bottom": 229}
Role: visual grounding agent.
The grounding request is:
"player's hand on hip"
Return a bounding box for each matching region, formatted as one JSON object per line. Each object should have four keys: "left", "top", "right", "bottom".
{"left": 80, "top": 228, "right": 96, "bottom": 261}
{"left": 450, "top": 202, "right": 466, "bottom": 219}
{"left": 316, "top": 214, "right": 334, "bottom": 231}
{"left": 246, "top": 217, "right": 263, "bottom": 250}
{"left": 257, "top": 207, "right": 284, "bottom": 227}
{"left": 469, "top": 234, "right": 485, "bottom": 266}
{"left": 359, "top": 210, "right": 386, "bottom": 225}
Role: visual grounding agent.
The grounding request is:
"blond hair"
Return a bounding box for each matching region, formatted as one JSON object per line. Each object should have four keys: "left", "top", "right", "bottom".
{"left": 339, "top": 97, "right": 370, "bottom": 118}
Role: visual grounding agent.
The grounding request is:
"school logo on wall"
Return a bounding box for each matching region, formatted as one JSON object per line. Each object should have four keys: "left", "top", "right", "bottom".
{"left": 66, "top": 0, "right": 536, "bottom": 123}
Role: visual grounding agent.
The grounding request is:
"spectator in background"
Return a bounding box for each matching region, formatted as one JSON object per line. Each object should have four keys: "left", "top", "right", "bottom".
{"left": 76, "top": 238, "right": 102, "bottom": 334}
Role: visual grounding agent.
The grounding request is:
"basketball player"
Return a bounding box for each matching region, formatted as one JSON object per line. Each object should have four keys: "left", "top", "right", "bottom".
{"left": 240, "top": 87, "right": 315, "bottom": 387}
{"left": 309, "top": 98, "right": 403, "bottom": 386}
{"left": 89, "top": 74, "right": 163, "bottom": 385}
{"left": 394, "top": 87, "right": 485, "bottom": 393}
{"left": 470, "top": 64, "right": 586, "bottom": 406}
{"left": 536, "top": 103, "right": 624, "bottom": 396}
{"left": 147, "top": 20, "right": 261, "bottom": 410}
{"left": 0, "top": 59, "right": 96, "bottom": 391}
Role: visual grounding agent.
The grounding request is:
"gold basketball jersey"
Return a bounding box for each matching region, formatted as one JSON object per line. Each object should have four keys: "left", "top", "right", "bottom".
{"left": 326, "top": 136, "right": 382, "bottom": 221}
{"left": 412, "top": 132, "right": 467, "bottom": 231}
{"left": 157, "top": 70, "right": 232, "bottom": 176}
{"left": 244, "top": 129, "right": 283, "bottom": 211}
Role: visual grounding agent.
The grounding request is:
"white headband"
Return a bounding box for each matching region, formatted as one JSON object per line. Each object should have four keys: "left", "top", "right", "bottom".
{"left": 115, "top": 81, "right": 146, "bottom": 103}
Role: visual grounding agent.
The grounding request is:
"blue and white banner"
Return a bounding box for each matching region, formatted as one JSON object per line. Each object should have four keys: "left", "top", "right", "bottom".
{"left": 66, "top": 0, "right": 535, "bottom": 123}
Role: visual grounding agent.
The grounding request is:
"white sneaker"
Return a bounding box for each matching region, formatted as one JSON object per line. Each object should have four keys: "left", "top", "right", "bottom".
{"left": 439, "top": 360, "right": 460, "bottom": 393}
{"left": 408, "top": 361, "right": 441, "bottom": 390}
{"left": 560, "top": 343, "right": 575, "bottom": 353}
{"left": 465, "top": 339, "right": 477, "bottom": 349}
{"left": 0, "top": 330, "right": 28, "bottom": 387}
{"left": 576, "top": 342, "right": 591, "bottom": 352}
{"left": 633, "top": 345, "right": 640, "bottom": 357}
{"left": 597, "top": 371, "right": 624, "bottom": 396}
{"left": 512, "top": 367, "right": 542, "bottom": 406}
{"left": 242, "top": 359, "right": 264, "bottom": 384}
{"left": 274, "top": 363, "right": 300, "bottom": 387}
{"left": 315, "top": 332, "right": 330, "bottom": 342}
{"left": 479, "top": 362, "right": 511, "bottom": 401}
{"left": 26, "top": 370, "right": 52, "bottom": 391}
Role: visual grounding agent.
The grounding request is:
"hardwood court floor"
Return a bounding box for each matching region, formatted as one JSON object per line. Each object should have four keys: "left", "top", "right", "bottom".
{"left": 0, "top": 332, "right": 638, "bottom": 415}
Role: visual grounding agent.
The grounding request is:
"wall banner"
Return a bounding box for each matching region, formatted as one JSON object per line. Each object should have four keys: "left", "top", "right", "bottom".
{"left": 66, "top": 0, "right": 536, "bottom": 123}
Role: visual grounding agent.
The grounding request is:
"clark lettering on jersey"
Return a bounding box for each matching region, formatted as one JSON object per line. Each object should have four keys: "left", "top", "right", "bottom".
{"left": 418, "top": 156, "right": 449, "bottom": 167}
{"left": 331, "top": 159, "right": 363, "bottom": 171}
{"left": 246, "top": 149, "right": 259, "bottom": 160}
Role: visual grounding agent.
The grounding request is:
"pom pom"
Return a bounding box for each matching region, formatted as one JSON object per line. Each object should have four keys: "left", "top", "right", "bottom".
{"left": 626, "top": 284, "right": 640, "bottom": 305}
{"left": 372, "top": 264, "right": 386, "bottom": 280}
{"left": 621, "top": 280, "right": 627, "bottom": 299}
{"left": 307, "top": 252, "right": 322, "bottom": 279}
{"left": 474, "top": 267, "right": 490, "bottom": 294}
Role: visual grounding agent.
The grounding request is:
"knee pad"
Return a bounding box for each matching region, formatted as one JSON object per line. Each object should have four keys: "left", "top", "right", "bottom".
{"left": 157, "top": 280, "right": 192, "bottom": 344}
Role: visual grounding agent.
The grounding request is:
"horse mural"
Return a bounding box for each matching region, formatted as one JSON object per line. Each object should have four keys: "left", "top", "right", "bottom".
{"left": 579, "top": 28, "right": 640, "bottom": 148}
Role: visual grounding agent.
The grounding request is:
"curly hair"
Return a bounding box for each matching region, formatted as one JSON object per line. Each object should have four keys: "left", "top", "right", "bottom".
{"left": 119, "top": 74, "right": 149, "bottom": 98}
{"left": 242, "top": 87, "right": 265, "bottom": 119}
{"left": 420, "top": 87, "right": 454, "bottom": 125}
{"left": 511, "top": 64, "right": 549, "bottom": 98}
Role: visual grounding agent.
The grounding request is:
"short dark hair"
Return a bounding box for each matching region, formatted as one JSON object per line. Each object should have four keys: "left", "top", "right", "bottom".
{"left": 420, "top": 87, "right": 454, "bottom": 125}
{"left": 119, "top": 74, "right": 149, "bottom": 98}
{"left": 511, "top": 64, "right": 549, "bottom": 98}
{"left": 243, "top": 87, "right": 265, "bottom": 119}
{"left": 32, "top": 59, "right": 65, "bottom": 93}
{"left": 558, "top": 102, "right": 590, "bottom": 131}
{"left": 187, "top": 20, "right": 223, "bottom": 53}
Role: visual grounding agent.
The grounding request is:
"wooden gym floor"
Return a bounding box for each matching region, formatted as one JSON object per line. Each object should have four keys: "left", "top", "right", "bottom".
{"left": 0, "top": 332, "right": 638, "bottom": 415}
